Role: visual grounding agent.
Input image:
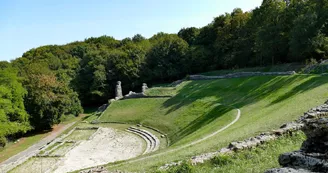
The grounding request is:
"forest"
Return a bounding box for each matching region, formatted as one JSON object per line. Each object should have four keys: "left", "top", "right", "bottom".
{"left": 0, "top": 0, "right": 327, "bottom": 146}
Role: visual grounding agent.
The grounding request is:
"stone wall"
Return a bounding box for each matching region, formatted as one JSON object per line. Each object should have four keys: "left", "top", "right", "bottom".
{"left": 168, "top": 71, "right": 296, "bottom": 86}
{"left": 169, "top": 79, "right": 185, "bottom": 87}
{"left": 123, "top": 91, "right": 147, "bottom": 99}
{"left": 189, "top": 71, "right": 296, "bottom": 80}
{"left": 79, "top": 166, "right": 132, "bottom": 173}
{"left": 97, "top": 104, "right": 108, "bottom": 113}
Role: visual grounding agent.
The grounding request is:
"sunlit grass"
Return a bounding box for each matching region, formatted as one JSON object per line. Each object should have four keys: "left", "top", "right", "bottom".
{"left": 97, "top": 74, "right": 328, "bottom": 172}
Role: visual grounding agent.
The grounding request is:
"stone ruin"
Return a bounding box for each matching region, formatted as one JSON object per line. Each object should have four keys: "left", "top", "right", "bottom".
{"left": 79, "top": 166, "right": 131, "bottom": 173}
{"left": 142, "top": 83, "right": 148, "bottom": 93}
{"left": 115, "top": 81, "right": 123, "bottom": 100}
{"left": 113, "top": 81, "right": 150, "bottom": 100}
{"left": 97, "top": 104, "right": 108, "bottom": 113}
{"left": 266, "top": 106, "right": 328, "bottom": 172}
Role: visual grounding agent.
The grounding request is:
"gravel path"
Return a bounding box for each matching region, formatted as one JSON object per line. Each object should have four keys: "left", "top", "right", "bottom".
{"left": 0, "top": 122, "right": 76, "bottom": 172}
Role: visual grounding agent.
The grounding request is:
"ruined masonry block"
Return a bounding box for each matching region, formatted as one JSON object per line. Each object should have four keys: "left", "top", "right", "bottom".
{"left": 115, "top": 81, "right": 123, "bottom": 100}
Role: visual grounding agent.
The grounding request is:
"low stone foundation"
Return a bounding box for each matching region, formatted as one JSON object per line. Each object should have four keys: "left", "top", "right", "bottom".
{"left": 123, "top": 91, "right": 146, "bottom": 99}
{"left": 189, "top": 71, "right": 296, "bottom": 80}
{"left": 266, "top": 114, "right": 328, "bottom": 172}
{"left": 80, "top": 166, "right": 133, "bottom": 173}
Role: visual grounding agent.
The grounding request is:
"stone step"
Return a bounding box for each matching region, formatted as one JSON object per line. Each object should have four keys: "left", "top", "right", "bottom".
{"left": 128, "top": 127, "right": 158, "bottom": 151}
{"left": 127, "top": 127, "right": 160, "bottom": 154}
{"left": 127, "top": 128, "right": 154, "bottom": 154}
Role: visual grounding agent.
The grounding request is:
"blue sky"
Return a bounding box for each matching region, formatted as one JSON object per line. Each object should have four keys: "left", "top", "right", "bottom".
{"left": 0, "top": 0, "right": 263, "bottom": 61}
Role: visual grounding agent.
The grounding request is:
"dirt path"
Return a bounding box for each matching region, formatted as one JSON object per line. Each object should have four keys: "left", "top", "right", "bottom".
{"left": 104, "top": 108, "right": 241, "bottom": 170}
{"left": 0, "top": 122, "right": 76, "bottom": 172}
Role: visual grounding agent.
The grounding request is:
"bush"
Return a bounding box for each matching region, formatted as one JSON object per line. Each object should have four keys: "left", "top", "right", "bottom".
{"left": 167, "top": 161, "right": 194, "bottom": 173}
{"left": 210, "top": 154, "right": 232, "bottom": 166}
{"left": 0, "top": 136, "right": 7, "bottom": 148}
{"left": 185, "top": 74, "right": 190, "bottom": 80}
{"left": 305, "top": 58, "right": 318, "bottom": 67}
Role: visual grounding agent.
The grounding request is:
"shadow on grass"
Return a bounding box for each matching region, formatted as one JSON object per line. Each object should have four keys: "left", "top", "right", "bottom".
{"left": 164, "top": 76, "right": 286, "bottom": 112}
{"left": 163, "top": 75, "right": 328, "bottom": 114}
{"left": 83, "top": 107, "right": 98, "bottom": 114}
{"left": 170, "top": 104, "right": 232, "bottom": 143}
{"left": 159, "top": 75, "right": 328, "bottom": 144}
{"left": 100, "top": 75, "right": 327, "bottom": 145}
{"left": 271, "top": 75, "right": 328, "bottom": 105}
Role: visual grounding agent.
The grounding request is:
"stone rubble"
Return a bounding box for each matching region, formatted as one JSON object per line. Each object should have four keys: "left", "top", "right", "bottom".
{"left": 80, "top": 166, "right": 133, "bottom": 173}
{"left": 265, "top": 168, "right": 312, "bottom": 173}
{"left": 266, "top": 114, "right": 328, "bottom": 173}
{"left": 97, "top": 104, "right": 109, "bottom": 113}
{"left": 123, "top": 91, "right": 146, "bottom": 99}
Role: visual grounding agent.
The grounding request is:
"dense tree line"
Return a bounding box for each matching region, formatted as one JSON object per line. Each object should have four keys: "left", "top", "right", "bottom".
{"left": 1, "top": 0, "right": 328, "bottom": 145}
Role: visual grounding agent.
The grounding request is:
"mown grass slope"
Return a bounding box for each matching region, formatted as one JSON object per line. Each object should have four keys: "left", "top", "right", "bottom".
{"left": 100, "top": 87, "right": 236, "bottom": 145}
{"left": 98, "top": 74, "right": 328, "bottom": 172}
{"left": 200, "top": 63, "right": 304, "bottom": 76}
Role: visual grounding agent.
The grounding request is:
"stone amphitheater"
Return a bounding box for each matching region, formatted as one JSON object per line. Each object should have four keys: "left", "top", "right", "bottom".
{"left": 5, "top": 71, "right": 321, "bottom": 173}
{"left": 1, "top": 81, "right": 165, "bottom": 173}
{"left": 7, "top": 125, "right": 161, "bottom": 173}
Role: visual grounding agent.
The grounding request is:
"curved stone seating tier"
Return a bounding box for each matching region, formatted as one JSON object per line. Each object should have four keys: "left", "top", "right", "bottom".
{"left": 127, "top": 127, "right": 160, "bottom": 154}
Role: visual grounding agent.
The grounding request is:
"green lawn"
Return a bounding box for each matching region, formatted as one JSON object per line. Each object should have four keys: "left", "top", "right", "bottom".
{"left": 96, "top": 74, "right": 328, "bottom": 172}
{"left": 100, "top": 93, "right": 236, "bottom": 145}
{"left": 144, "top": 87, "right": 177, "bottom": 96}
{"left": 0, "top": 132, "right": 49, "bottom": 163}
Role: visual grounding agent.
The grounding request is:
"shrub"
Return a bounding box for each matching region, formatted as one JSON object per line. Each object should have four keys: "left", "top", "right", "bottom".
{"left": 305, "top": 58, "right": 318, "bottom": 66}
{"left": 210, "top": 154, "right": 233, "bottom": 166}
{"left": 167, "top": 161, "right": 194, "bottom": 173}
{"left": 0, "top": 136, "right": 7, "bottom": 148}
{"left": 185, "top": 74, "right": 190, "bottom": 80}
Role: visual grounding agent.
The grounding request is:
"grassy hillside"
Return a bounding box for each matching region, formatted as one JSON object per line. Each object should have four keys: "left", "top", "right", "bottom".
{"left": 97, "top": 74, "right": 328, "bottom": 172}
{"left": 163, "top": 132, "right": 306, "bottom": 173}
{"left": 100, "top": 96, "right": 236, "bottom": 145}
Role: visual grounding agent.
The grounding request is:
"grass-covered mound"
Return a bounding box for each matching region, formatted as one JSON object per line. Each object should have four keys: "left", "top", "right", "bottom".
{"left": 98, "top": 74, "right": 328, "bottom": 172}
